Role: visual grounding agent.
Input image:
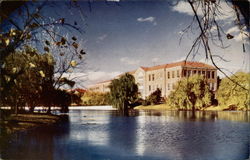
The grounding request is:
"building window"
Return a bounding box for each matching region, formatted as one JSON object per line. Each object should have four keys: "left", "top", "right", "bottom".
{"left": 202, "top": 71, "right": 206, "bottom": 76}
{"left": 212, "top": 71, "right": 215, "bottom": 79}
{"left": 149, "top": 85, "right": 151, "bottom": 91}
{"left": 168, "top": 72, "right": 170, "bottom": 79}
{"left": 211, "top": 83, "right": 214, "bottom": 91}
{"left": 172, "top": 71, "right": 175, "bottom": 78}
{"left": 149, "top": 75, "right": 151, "bottom": 81}
{"left": 177, "top": 70, "right": 180, "bottom": 78}
{"left": 193, "top": 70, "right": 197, "bottom": 74}
{"left": 183, "top": 70, "right": 187, "bottom": 77}
{"left": 198, "top": 70, "right": 201, "bottom": 75}
{"left": 152, "top": 74, "right": 155, "bottom": 81}
{"left": 207, "top": 71, "right": 211, "bottom": 79}
{"left": 187, "top": 70, "right": 191, "bottom": 77}
{"left": 168, "top": 83, "right": 171, "bottom": 90}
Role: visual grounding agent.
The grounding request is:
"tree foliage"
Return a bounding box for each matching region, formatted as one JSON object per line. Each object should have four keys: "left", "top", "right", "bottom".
{"left": 81, "top": 91, "right": 109, "bottom": 106}
{"left": 216, "top": 72, "right": 250, "bottom": 110}
{"left": 167, "top": 75, "right": 212, "bottom": 111}
{"left": 1, "top": 46, "right": 54, "bottom": 112}
{"left": 147, "top": 88, "right": 162, "bottom": 105}
{"left": 109, "top": 73, "right": 138, "bottom": 114}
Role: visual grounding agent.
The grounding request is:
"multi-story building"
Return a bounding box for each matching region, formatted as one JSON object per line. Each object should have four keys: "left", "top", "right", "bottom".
{"left": 89, "top": 61, "right": 217, "bottom": 99}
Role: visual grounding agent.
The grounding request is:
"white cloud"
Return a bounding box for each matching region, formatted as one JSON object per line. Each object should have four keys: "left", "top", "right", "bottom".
{"left": 226, "top": 26, "right": 249, "bottom": 43}
{"left": 137, "top": 16, "right": 157, "bottom": 25}
{"left": 172, "top": 56, "right": 186, "bottom": 62}
{"left": 97, "top": 34, "right": 108, "bottom": 41}
{"left": 172, "top": 1, "right": 195, "bottom": 16}
{"left": 87, "top": 71, "right": 122, "bottom": 86}
{"left": 120, "top": 57, "right": 140, "bottom": 65}
{"left": 172, "top": 1, "right": 236, "bottom": 21}
{"left": 234, "top": 31, "right": 249, "bottom": 42}
{"left": 227, "top": 26, "right": 240, "bottom": 34}
{"left": 152, "top": 57, "right": 160, "bottom": 63}
{"left": 56, "top": 71, "right": 122, "bottom": 88}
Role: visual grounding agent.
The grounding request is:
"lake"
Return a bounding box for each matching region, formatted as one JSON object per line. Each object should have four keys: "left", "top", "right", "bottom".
{"left": 0, "top": 110, "right": 249, "bottom": 160}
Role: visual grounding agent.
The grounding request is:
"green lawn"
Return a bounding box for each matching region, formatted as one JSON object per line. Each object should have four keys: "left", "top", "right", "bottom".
{"left": 134, "top": 104, "right": 249, "bottom": 111}
{"left": 134, "top": 104, "right": 174, "bottom": 110}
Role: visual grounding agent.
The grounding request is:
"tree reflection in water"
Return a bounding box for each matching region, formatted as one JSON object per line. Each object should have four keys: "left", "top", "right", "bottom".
{"left": 0, "top": 111, "right": 249, "bottom": 160}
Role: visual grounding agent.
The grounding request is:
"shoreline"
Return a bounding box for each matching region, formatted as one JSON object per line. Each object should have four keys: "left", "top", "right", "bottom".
{"left": 134, "top": 104, "right": 250, "bottom": 111}
{"left": 0, "top": 113, "right": 68, "bottom": 134}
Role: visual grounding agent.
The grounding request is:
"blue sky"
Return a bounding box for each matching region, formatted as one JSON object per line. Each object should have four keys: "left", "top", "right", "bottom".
{"left": 5, "top": 0, "right": 249, "bottom": 87}
{"left": 66, "top": 0, "right": 249, "bottom": 88}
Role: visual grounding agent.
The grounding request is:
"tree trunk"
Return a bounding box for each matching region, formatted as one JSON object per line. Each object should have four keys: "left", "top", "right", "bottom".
{"left": 47, "top": 106, "right": 51, "bottom": 114}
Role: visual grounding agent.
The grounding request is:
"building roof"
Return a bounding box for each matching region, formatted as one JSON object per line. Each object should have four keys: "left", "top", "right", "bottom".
{"left": 140, "top": 61, "right": 215, "bottom": 71}
{"left": 89, "top": 61, "right": 215, "bottom": 87}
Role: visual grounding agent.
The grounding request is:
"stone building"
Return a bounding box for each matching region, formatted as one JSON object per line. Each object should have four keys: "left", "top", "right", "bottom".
{"left": 89, "top": 61, "right": 217, "bottom": 99}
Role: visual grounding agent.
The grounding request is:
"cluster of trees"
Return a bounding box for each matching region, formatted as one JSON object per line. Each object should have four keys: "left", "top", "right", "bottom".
{"left": 0, "top": 1, "right": 85, "bottom": 115}
{"left": 107, "top": 72, "right": 249, "bottom": 113}
{"left": 167, "top": 75, "right": 213, "bottom": 111}
{"left": 81, "top": 91, "right": 109, "bottom": 106}
{"left": 167, "top": 72, "right": 249, "bottom": 111}
{"left": 1, "top": 46, "right": 81, "bottom": 114}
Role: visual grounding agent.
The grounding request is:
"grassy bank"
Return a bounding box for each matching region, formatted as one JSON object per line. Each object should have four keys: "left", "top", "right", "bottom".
{"left": 134, "top": 104, "right": 249, "bottom": 111}
{"left": 134, "top": 104, "right": 174, "bottom": 110}
{"left": 0, "top": 113, "right": 68, "bottom": 134}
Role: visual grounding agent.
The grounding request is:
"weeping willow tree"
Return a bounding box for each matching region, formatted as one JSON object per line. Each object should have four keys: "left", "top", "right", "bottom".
{"left": 167, "top": 75, "right": 212, "bottom": 111}
{"left": 109, "top": 73, "right": 138, "bottom": 115}
{"left": 216, "top": 72, "right": 250, "bottom": 110}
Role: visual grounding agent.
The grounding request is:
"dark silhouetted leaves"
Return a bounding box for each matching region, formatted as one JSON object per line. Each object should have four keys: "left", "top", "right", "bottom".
{"left": 45, "top": 40, "right": 50, "bottom": 45}
{"left": 72, "top": 42, "right": 78, "bottom": 49}
{"left": 80, "top": 50, "right": 86, "bottom": 55}
{"left": 44, "top": 46, "right": 49, "bottom": 52}
{"left": 29, "top": 22, "right": 39, "bottom": 29}
{"left": 61, "top": 37, "right": 66, "bottom": 45}
{"left": 226, "top": 33, "right": 234, "bottom": 39}
{"left": 59, "top": 18, "right": 65, "bottom": 24}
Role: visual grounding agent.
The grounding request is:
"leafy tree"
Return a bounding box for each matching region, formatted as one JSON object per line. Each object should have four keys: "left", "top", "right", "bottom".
{"left": 167, "top": 75, "right": 212, "bottom": 111}
{"left": 109, "top": 73, "right": 139, "bottom": 115}
{"left": 216, "top": 72, "right": 250, "bottom": 110}
{"left": 0, "top": 1, "right": 86, "bottom": 108}
{"left": 1, "top": 46, "right": 54, "bottom": 113}
{"left": 147, "top": 88, "right": 162, "bottom": 105}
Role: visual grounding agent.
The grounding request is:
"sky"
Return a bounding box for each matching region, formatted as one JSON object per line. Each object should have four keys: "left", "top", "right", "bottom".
{"left": 8, "top": 0, "right": 249, "bottom": 88}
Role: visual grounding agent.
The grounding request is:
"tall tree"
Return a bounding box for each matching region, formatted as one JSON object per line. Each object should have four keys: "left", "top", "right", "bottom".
{"left": 1, "top": 46, "right": 54, "bottom": 113}
{"left": 109, "top": 73, "right": 139, "bottom": 115}
{"left": 167, "top": 75, "right": 212, "bottom": 111}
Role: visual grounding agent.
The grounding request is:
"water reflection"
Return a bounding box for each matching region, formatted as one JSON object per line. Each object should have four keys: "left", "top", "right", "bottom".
{"left": 0, "top": 110, "right": 249, "bottom": 160}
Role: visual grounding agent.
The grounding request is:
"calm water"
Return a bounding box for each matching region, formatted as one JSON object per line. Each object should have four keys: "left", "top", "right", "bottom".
{"left": 0, "top": 110, "right": 249, "bottom": 160}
